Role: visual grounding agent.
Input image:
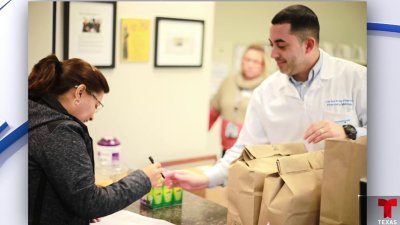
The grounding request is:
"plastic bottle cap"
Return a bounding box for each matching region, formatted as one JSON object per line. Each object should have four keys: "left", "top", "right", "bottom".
{"left": 97, "top": 136, "right": 121, "bottom": 146}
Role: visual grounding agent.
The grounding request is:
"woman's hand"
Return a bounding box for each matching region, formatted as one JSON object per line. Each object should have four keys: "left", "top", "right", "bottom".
{"left": 141, "top": 162, "right": 163, "bottom": 187}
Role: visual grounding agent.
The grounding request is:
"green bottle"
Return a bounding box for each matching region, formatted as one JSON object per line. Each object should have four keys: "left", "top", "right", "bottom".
{"left": 173, "top": 187, "right": 183, "bottom": 204}
{"left": 163, "top": 186, "right": 173, "bottom": 206}
{"left": 153, "top": 187, "right": 163, "bottom": 207}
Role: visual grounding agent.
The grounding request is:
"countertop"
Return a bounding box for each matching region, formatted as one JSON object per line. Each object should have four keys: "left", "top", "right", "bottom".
{"left": 126, "top": 190, "right": 227, "bottom": 225}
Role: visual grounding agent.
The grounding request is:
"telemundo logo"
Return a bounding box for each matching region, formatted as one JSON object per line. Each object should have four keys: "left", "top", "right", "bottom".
{"left": 377, "top": 198, "right": 399, "bottom": 225}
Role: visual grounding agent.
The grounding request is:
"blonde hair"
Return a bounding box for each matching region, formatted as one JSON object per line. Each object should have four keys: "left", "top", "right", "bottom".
{"left": 241, "top": 43, "right": 267, "bottom": 76}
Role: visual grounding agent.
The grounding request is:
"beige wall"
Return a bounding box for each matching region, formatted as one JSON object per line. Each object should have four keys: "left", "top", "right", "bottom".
{"left": 28, "top": 2, "right": 216, "bottom": 169}
{"left": 212, "top": 1, "right": 367, "bottom": 70}
{"left": 28, "top": 2, "right": 53, "bottom": 71}
{"left": 90, "top": 2, "right": 216, "bottom": 169}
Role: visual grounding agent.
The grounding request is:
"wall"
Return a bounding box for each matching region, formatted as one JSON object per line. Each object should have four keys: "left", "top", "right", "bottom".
{"left": 28, "top": 2, "right": 216, "bottom": 169}
{"left": 212, "top": 2, "right": 366, "bottom": 69}
{"left": 91, "top": 2, "right": 216, "bottom": 169}
{"left": 28, "top": 2, "right": 53, "bottom": 71}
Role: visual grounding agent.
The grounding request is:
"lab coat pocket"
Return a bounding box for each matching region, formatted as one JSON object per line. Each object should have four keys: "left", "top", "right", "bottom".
{"left": 323, "top": 110, "right": 357, "bottom": 125}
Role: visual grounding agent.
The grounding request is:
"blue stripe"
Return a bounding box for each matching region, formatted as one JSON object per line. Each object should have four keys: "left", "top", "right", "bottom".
{"left": 0, "top": 121, "right": 8, "bottom": 133}
{"left": 0, "top": 121, "right": 28, "bottom": 154}
{"left": 367, "top": 22, "right": 400, "bottom": 33}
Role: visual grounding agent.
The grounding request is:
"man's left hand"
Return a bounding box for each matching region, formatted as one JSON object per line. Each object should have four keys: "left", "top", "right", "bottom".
{"left": 304, "top": 120, "right": 346, "bottom": 144}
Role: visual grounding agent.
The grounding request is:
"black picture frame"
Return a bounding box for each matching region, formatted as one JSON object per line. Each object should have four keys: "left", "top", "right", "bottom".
{"left": 64, "top": 2, "right": 116, "bottom": 68}
{"left": 52, "top": 2, "right": 57, "bottom": 54}
{"left": 154, "top": 17, "right": 205, "bottom": 68}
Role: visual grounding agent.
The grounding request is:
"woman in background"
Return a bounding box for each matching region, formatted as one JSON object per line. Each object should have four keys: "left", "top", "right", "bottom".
{"left": 209, "top": 44, "right": 268, "bottom": 156}
{"left": 28, "top": 55, "right": 163, "bottom": 225}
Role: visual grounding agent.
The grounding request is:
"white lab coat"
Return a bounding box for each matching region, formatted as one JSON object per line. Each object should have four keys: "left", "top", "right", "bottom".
{"left": 205, "top": 50, "right": 367, "bottom": 187}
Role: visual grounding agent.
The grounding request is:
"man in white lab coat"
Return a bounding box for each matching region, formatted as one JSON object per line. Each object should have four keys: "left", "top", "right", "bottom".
{"left": 165, "top": 4, "right": 367, "bottom": 189}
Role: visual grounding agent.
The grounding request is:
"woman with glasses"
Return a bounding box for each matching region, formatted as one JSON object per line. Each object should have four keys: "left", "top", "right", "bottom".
{"left": 28, "top": 54, "right": 163, "bottom": 225}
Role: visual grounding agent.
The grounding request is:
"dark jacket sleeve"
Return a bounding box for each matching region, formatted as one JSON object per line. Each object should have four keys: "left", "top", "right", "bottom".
{"left": 36, "top": 123, "right": 151, "bottom": 219}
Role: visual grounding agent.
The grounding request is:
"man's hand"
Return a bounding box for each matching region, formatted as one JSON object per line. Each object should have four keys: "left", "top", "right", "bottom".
{"left": 304, "top": 120, "right": 346, "bottom": 144}
{"left": 163, "top": 170, "right": 209, "bottom": 190}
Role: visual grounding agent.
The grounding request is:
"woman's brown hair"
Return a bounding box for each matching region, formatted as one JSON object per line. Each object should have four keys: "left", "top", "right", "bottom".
{"left": 28, "top": 54, "right": 109, "bottom": 98}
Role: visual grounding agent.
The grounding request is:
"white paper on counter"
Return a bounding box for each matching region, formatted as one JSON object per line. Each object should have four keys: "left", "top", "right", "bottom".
{"left": 91, "top": 210, "right": 174, "bottom": 225}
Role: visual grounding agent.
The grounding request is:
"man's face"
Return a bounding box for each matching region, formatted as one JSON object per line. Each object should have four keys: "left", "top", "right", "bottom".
{"left": 268, "top": 23, "right": 307, "bottom": 76}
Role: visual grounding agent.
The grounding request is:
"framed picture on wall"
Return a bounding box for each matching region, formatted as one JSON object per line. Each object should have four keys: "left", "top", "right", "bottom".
{"left": 154, "top": 17, "right": 205, "bottom": 67}
{"left": 64, "top": 2, "right": 116, "bottom": 68}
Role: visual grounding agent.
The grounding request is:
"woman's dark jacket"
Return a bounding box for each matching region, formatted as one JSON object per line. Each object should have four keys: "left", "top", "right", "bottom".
{"left": 28, "top": 96, "right": 151, "bottom": 225}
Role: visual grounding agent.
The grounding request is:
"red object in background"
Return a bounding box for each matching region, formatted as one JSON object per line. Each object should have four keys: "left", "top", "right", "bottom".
{"left": 220, "top": 119, "right": 243, "bottom": 151}
{"left": 208, "top": 107, "right": 244, "bottom": 151}
{"left": 208, "top": 107, "right": 220, "bottom": 130}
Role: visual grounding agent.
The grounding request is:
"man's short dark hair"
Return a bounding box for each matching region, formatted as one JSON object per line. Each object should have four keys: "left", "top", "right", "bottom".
{"left": 271, "top": 4, "right": 320, "bottom": 43}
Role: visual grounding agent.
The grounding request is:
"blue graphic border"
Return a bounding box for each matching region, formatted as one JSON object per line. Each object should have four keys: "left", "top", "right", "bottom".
{"left": 0, "top": 121, "right": 28, "bottom": 154}
{"left": 367, "top": 22, "right": 400, "bottom": 33}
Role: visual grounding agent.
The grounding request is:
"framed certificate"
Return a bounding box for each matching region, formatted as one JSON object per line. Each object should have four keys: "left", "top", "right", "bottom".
{"left": 64, "top": 2, "right": 116, "bottom": 68}
{"left": 154, "top": 17, "right": 205, "bottom": 67}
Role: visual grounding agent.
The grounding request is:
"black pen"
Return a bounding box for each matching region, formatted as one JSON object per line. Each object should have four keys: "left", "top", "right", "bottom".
{"left": 148, "top": 156, "right": 165, "bottom": 179}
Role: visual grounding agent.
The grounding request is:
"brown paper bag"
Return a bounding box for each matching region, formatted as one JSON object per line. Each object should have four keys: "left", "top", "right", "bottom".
{"left": 319, "top": 137, "right": 367, "bottom": 225}
{"left": 227, "top": 143, "right": 307, "bottom": 225}
{"left": 258, "top": 150, "right": 324, "bottom": 225}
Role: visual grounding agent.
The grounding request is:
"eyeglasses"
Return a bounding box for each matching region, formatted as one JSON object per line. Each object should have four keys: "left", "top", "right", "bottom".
{"left": 89, "top": 92, "right": 104, "bottom": 112}
{"left": 74, "top": 85, "right": 104, "bottom": 112}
